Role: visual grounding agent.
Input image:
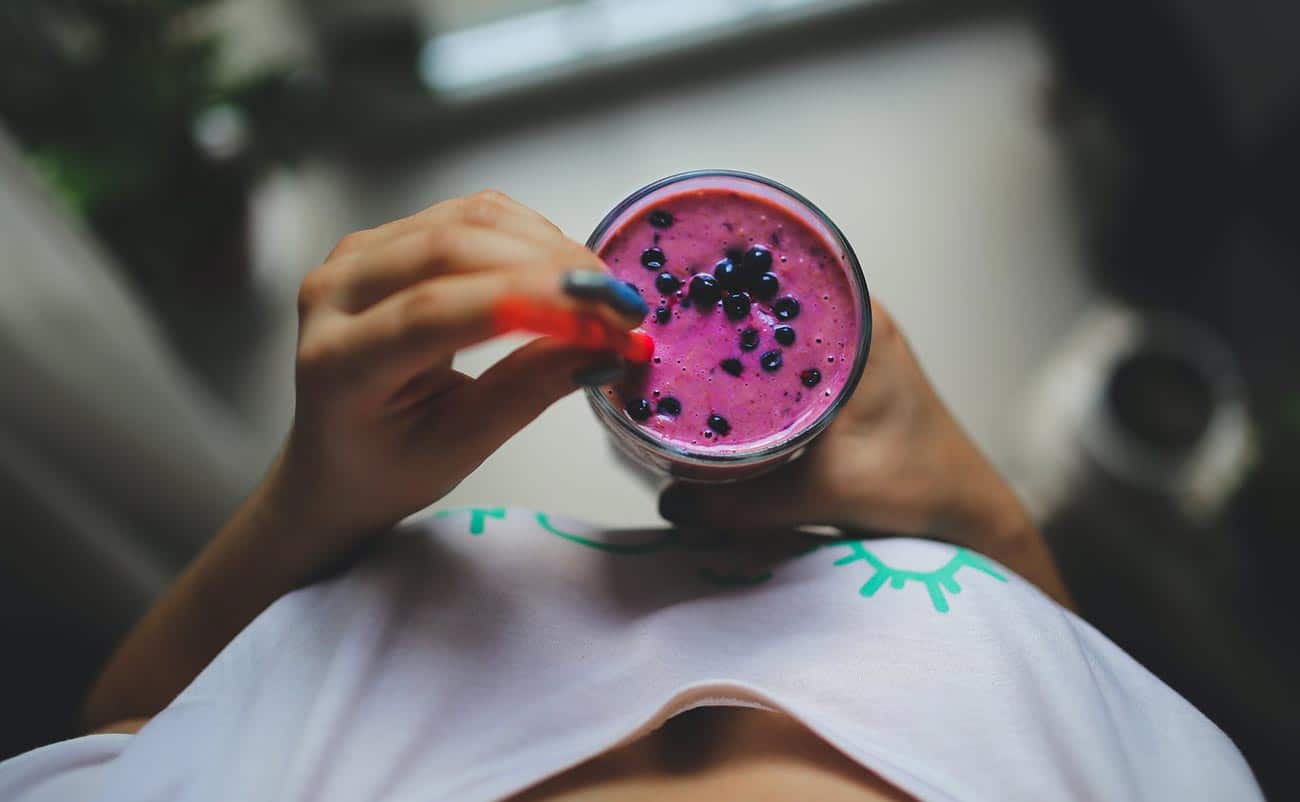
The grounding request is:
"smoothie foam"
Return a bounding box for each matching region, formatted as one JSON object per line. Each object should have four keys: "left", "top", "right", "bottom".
{"left": 599, "top": 187, "right": 863, "bottom": 455}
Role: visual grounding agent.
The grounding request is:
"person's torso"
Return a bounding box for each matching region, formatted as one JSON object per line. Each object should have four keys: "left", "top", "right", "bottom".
{"left": 0, "top": 508, "right": 1262, "bottom": 801}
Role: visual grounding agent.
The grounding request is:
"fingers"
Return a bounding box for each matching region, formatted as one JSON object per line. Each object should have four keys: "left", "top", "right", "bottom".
{"left": 431, "top": 339, "right": 624, "bottom": 472}
{"left": 321, "top": 268, "right": 643, "bottom": 391}
{"left": 317, "top": 192, "right": 597, "bottom": 313}
{"left": 658, "top": 462, "right": 828, "bottom": 532}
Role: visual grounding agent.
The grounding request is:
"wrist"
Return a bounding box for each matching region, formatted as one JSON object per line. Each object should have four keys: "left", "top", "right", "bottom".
{"left": 247, "top": 442, "right": 384, "bottom": 575}
{"left": 938, "top": 439, "right": 1038, "bottom": 553}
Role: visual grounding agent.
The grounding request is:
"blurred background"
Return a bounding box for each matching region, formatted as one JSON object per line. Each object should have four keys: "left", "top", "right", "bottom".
{"left": 1, "top": 0, "right": 1297, "bottom": 796}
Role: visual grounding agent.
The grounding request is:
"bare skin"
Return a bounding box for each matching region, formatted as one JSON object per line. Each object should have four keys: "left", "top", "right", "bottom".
{"left": 77, "top": 192, "right": 1070, "bottom": 800}
{"left": 509, "top": 708, "right": 915, "bottom": 802}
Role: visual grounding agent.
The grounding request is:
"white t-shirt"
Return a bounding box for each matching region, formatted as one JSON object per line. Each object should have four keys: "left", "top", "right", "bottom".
{"left": 0, "top": 508, "right": 1261, "bottom": 801}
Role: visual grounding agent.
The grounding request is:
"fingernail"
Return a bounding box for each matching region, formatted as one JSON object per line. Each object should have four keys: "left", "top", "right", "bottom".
{"left": 572, "top": 360, "right": 625, "bottom": 387}
{"left": 659, "top": 486, "right": 697, "bottom": 522}
{"left": 562, "top": 270, "right": 648, "bottom": 321}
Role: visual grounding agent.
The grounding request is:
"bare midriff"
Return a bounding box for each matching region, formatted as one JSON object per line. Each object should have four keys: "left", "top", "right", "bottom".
{"left": 507, "top": 708, "right": 914, "bottom": 802}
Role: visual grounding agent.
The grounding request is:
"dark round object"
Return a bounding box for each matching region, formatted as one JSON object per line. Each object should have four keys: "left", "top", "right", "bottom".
{"left": 707, "top": 414, "right": 731, "bottom": 436}
{"left": 739, "top": 328, "right": 760, "bottom": 351}
{"left": 800, "top": 369, "right": 822, "bottom": 388}
{"left": 741, "top": 246, "right": 773, "bottom": 279}
{"left": 641, "top": 247, "right": 666, "bottom": 270}
{"left": 688, "top": 274, "right": 722, "bottom": 306}
{"left": 723, "top": 291, "right": 752, "bottom": 320}
{"left": 713, "top": 258, "right": 744, "bottom": 290}
{"left": 774, "top": 325, "right": 796, "bottom": 346}
{"left": 1106, "top": 351, "right": 1214, "bottom": 451}
{"left": 720, "top": 358, "right": 743, "bottom": 377}
{"left": 655, "top": 271, "right": 681, "bottom": 294}
{"left": 626, "top": 398, "right": 652, "bottom": 421}
{"left": 760, "top": 350, "right": 784, "bottom": 372}
{"left": 653, "top": 306, "right": 671, "bottom": 324}
{"left": 657, "top": 396, "right": 682, "bottom": 416}
{"left": 752, "top": 272, "right": 779, "bottom": 300}
{"left": 648, "top": 209, "right": 674, "bottom": 229}
{"left": 773, "top": 297, "right": 800, "bottom": 321}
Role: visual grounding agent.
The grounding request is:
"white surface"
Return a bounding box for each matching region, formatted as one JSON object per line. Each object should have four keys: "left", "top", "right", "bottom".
{"left": 1, "top": 514, "right": 1260, "bottom": 801}
{"left": 247, "top": 15, "right": 1091, "bottom": 528}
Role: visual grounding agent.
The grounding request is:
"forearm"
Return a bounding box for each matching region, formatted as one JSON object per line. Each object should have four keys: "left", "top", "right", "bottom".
{"left": 942, "top": 446, "right": 1074, "bottom": 610}
{"left": 80, "top": 454, "right": 359, "bottom": 732}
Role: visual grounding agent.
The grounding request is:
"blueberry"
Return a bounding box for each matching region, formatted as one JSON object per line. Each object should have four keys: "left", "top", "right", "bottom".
{"left": 773, "top": 297, "right": 800, "bottom": 321}
{"left": 707, "top": 414, "right": 731, "bottom": 436}
{"left": 626, "top": 398, "right": 652, "bottom": 421}
{"left": 641, "top": 247, "right": 666, "bottom": 270}
{"left": 688, "top": 274, "right": 722, "bottom": 306}
{"left": 760, "top": 350, "right": 784, "bottom": 372}
{"left": 801, "top": 369, "right": 822, "bottom": 388}
{"left": 720, "top": 358, "right": 743, "bottom": 377}
{"left": 655, "top": 271, "right": 681, "bottom": 294}
{"left": 723, "top": 291, "right": 751, "bottom": 320}
{"left": 725, "top": 248, "right": 744, "bottom": 265}
{"left": 648, "top": 209, "right": 674, "bottom": 229}
{"left": 752, "top": 271, "right": 779, "bottom": 300}
{"left": 739, "top": 328, "right": 760, "bottom": 351}
{"left": 657, "top": 396, "right": 682, "bottom": 416}
{"left": 654, "top": 306, "right": 671, "bottom": 324}
{"left": 741, "top": 246, "right": 772, "bottom": 279}
{"left": 713, "top": 258, "right": 744, "bottom": 290}
{"left": 774, "top": 325, "right": 795, "bottom": 346}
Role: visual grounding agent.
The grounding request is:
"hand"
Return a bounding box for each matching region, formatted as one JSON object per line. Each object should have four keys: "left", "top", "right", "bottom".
{"left": 270, "top": 191, "right": 646, "bottom": 544}
{"left": 660, "top": 300, "right": 1038, "bottom": 552}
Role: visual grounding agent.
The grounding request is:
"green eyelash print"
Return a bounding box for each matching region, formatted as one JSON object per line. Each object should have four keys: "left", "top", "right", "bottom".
{"left": 826, "top": 540, "right": 1008, "bottom": 613}
{"left": 431, "top": 508, "right": 1008, "bottom": 611}
{"left": 432, "top": 506, "right": 506, "bottom": 535}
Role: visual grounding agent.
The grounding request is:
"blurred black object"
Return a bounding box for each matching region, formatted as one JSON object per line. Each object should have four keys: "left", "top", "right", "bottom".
{"left": 0, "top": 1, "right": 319, "bottom": 302}
{"left": 1034, "top": 0, "right": 1300, "bottom": 797}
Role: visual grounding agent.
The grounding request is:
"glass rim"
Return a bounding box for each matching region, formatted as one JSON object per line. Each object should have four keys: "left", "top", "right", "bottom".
{"left": 584, "top": 169, "right": 873, "bottom": 466}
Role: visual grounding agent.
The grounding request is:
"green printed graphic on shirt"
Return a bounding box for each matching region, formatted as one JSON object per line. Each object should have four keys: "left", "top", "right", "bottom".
{"left": 826, "top": 540, "right": 1008, "bottom": 613}
{"left": 432, "top": 506, "right": 506, "bottom": 535}
{"left": 431, "top": 507, "right": 1007, "bottom": 609}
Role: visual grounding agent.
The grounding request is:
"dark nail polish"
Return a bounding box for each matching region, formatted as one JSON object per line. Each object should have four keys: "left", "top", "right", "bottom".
{"left": 562, "top": 270, "right": 648, "bottom": 320}
{"left": 573, "top": 361, "right": 625, "bottom": 387}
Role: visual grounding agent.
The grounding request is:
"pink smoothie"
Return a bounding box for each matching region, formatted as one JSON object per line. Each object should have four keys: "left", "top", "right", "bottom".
{"left": 599, "top": 188, "right": 862, "bottom": 454}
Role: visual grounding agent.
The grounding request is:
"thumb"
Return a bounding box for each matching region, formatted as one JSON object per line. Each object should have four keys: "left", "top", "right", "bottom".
{"left": 446, "top": 337, "right": 623, "bottom": 459}
{"left": 658, "top": 461, "right": 826, "bottom": 531}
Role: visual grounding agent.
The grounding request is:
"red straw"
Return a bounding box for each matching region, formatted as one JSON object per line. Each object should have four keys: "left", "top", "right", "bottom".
{"left": 492, "top": 296, "right": 655, "bottom": 364}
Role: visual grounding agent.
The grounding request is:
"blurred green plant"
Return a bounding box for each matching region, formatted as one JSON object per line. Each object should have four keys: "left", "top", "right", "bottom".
{"left": 0, "top": 0, "right": 315, "bottom": 294}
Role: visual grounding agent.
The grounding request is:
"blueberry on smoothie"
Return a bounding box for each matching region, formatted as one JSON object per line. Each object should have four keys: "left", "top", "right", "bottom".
{"left": 707, "top": 414, "right": 731, "bottom": 436}
{"left": 741, "top": 246, "right": 772, "bottom": 280}
{"left": 739, "top": 328, "right": 760, "bottom": 351}
{"left": 688, "top": 274, "right": 722, "bottom": 306}
{"left": 760, "top": 350, "right": 784, "bottom": 372}
{"left": 801, "top": 369, "right": 822, "bottom": 388}
{"left": 654, "top": 306, "right": 671, "bottom": 324}
{"left": 626, "top": 398, "right": 652, "bottom": 421}
{"left": 753, "top": 272, "right": 779, "bottom": 300}
{"left": 723, "top": 291, "right": 752, "bottom": 320}
{"left": 657, "top": 396, "right": 682, "bottom": 416}
{"left": 774, "top": 325, "right": 795, "bottom": 346}
{"left": 655, "top": 272, "right": 681, "bottom": 294}
{"left": 720, "top": 358, "right": 743, "bottom": 377}
{"left": 773, "top": 297, "right": 800, "bottom": 321}
{"left": 648, "top": 209, "right": 674, "bottom": 229}
{"left": 641, "top": 247, "right": 666, "bottom": 270}
{"left": 713, "top": 258, "right": 744, "bottom": 290}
